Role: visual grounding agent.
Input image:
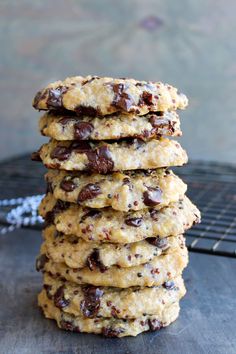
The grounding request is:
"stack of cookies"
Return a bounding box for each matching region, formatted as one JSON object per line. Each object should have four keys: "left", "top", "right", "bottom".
{"left": 32, "top": 75, "right": 200, "bottom": 337}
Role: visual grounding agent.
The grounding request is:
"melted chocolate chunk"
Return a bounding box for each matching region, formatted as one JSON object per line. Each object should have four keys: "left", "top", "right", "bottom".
{"left": 31, "top": 151, "right": 42, "bottom": 162}
{"left": 59, "top": 116, "right": 76, "bottom": 125}
{"left": 125, "top": 217, "right": 143, "bottom": 227}
{"left": 80, "top": 209, "right": 102, "bottom": 222}
{"left": 148, "top": 319, "right": 163, "bottom": 331}
{"left": 87, "top": 249, "right": 107, "bottom": 272}
{"left": 36, "top": 254, "right": 48, "bottom": 271}
{"left": 102, "top": 327, "right": 124, "bottom": 337}
{"left": 80, "top": 285, "right": 103, "bottom": 318}
{"left": 77, "top": 183, "right": 101, "bottom": 203}
{"left": 86, "top": 146, "right": 114, "bottom": 174}
{"left": 70, "top": 140, "right": 92, "bottom": 153}
{"left": 112, "top": 83, "right": 134, "bottom": 111}
{"left": 60, "top": 179, "right": 76, "bottom": 192}
{"left": 60, "top": 319, "right": 80, "bottom": 332}
{"left": 163, "top": 280, "right": 175, "bottom": 290}
{"left": 147, "top": 237, "right": 168, "bottom": 249}
{"left": 143, "top": 187, "right": 162, "bottom": 206}
{"left": 54, "top": 285, "right": 70, "bottom": 309}
{"left": 75, "top": 106, "right": 99, "bottom": 117}
{"left": 74, "top": 122, "right": 94, "bottom": 140}
{"left": 141, "top": 91, "right": 153, "bottom": 105}
{"left": 47, "top": 86, "right": 68, "bottom": 109}
{"left": 50, "top": 146, "right": 71, "bottom": 161}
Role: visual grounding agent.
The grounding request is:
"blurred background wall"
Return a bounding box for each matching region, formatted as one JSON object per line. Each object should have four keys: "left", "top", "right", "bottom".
{"left": 0, "top": 0, "right": 235, "bottom": 163}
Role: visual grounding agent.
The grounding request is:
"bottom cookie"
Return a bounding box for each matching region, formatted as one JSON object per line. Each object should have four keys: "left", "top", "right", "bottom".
{"left": 38, "top": 289, "right": 180, "bottom": 337}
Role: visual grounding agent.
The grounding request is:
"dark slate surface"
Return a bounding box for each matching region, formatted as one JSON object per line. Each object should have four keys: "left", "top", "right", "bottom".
{"left": 0, "top": 228, "right": 236, "bottom": 354}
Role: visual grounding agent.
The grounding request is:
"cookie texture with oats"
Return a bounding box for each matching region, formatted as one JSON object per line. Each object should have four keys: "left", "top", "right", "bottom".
{"left": 39, "top": 110, "right": 181, "bottom": 141}
{"left": 41, "top": 225, "right": 186, "bottom": 269}
{"left": 41, "top": 272, "right": 186, "bottom": 319}
{"left": 38, "top": 245, "right": 188, "bottom": 288}
{"left": 45, "top": 168, "right": 187, "bottom": 212}
{"left": 33, "top": 75, "right": 188, "bottom": 116}
{"left": 38, "top": 290, "right": 180, "bottom": 337}
{"left": 35, "top": 138, "right": 188, "bottom": 173}
{"left": 39, "top": 194, "right": 201, "bottom": 243}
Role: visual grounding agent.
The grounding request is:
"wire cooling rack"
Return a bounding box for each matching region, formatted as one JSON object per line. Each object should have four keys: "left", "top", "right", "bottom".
{"left": 0, "top": 156, "right": 236, "bottom": 258}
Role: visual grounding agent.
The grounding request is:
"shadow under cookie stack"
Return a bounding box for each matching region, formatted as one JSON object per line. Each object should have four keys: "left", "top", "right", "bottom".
{"left": 32, "top": 75, "right": 200, "bottom": 337}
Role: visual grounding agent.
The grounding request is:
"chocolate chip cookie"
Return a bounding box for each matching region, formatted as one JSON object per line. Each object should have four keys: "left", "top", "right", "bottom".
{"left": 34, "top": 138, "right": 188, "bottom": 173}
{"left": 42, "top": 273, "right": 186, "bottom": 319}
{"left": 45, "top": 168, "right": 187, "bottom": 211}
{"left": 39, "top": 194, "right": 200, "bottom": 243}
{"left": 42, "top": 225, "right": 185, "bottom": 268}
{"left": 38, "top": 289, "right": 180, "bottom": 337}
{"left": 39, "top": 110, "right": 181, "bottom": 141}
{"left": 37, "top": 245, "right": 188, "bottom": 288}
{"left": 33, "top": 75, "right": 188, "bottom": 116}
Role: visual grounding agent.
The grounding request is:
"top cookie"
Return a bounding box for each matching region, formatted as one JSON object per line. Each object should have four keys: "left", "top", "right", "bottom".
{"left": 33, "top": 75, "right": 188, "bottom": 116}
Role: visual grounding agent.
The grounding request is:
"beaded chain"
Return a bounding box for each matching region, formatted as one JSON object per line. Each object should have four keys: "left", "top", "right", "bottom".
{"left": 0, "top": 195, "right": 44, "bottom": 234}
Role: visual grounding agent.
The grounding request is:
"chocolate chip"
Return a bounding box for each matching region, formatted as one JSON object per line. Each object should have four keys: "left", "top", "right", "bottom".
{"left": 143, "top": 187, "right": 162, "bottom": 206}
{"left": 80, "top": 286, "right": 103, "bottom": 318}
{"left": 75, "top": 106, "right": 99, "bottom": 117}
{"left": 86, "top": 146, "right": 114, "bottom": 174}
{"left": 59, "top": 116, "right": 76, "bottom": 125}
{"left": 102, "top": 327, "right": 124, "bottom": 337}
{"left": 148, "top": 319, "right": 163, "bottom": 331}
{"left": 149, "top": 209, "right": 159, "bottom": 221}
{"left": 112, "top": 83, "right": 134, "bottom": 111}
{"left": 54, "top": 285, "right": 70, "bottom": 309}
{"left": 82, "top": 76, "right": 99, "bottom": 85}
{"left": 80, "top": 209, "right": 102, "bottom": 222}
{"left": 70, "top": 140, "right": 92, "bottom": 153}
{"left": 147, "top": 237, "right": 168, "bottom": 249}
{"left": 125, "top": 217, "right": 143, "bottom": 227}
{"left": 31, "top": 151, "right": 42, "bottom": 161}
{"left": 60, "top": 179, "right": 76, "bottom": 192}
{"left": 149, "top": 115, "right": 164, "bottom": 127}
{"left": 44, "top": 211, "right": 55, "bottom": 226}
{"left": 50, "top": 146, "right": 71, "bottom": 161}
{"left": 33, "top": 90, "right": 44, "bottom": 108}
{"left": 163, "top": 281, "right": 175, "bottom": 290}
{"left": 36, "top": 254, "right": 48, "bottom": 271}
{"left": 77, "top": 183, "right": 101, "bottom": 203}
{"left": 60, "top": 319, "right": 80, "bottom": 332}
{"left": 74, "top": 122, "right": 94, "bottom": 140}
{"left": 46, "top": 86, "right": 68, "bottom": 109}
{"left": 141, "top": 91, "right": 153, "bottom": 105}
{"left": 86, "top": 249, "right": 107, "bottom": 272}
